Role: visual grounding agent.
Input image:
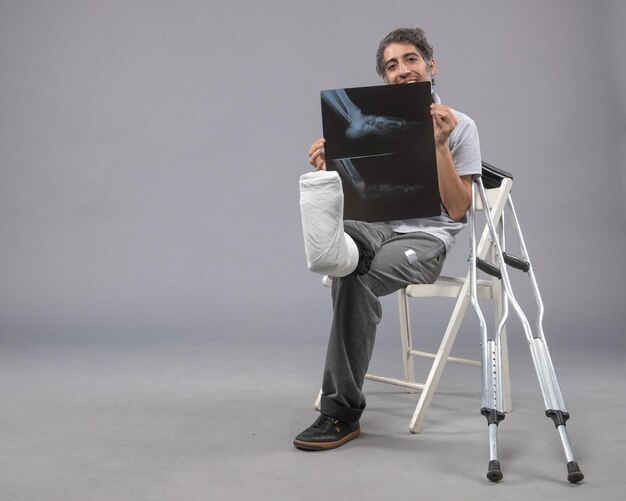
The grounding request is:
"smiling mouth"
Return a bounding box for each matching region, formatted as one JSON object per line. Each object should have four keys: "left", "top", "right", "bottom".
{"left": 400, "top": 77, "right": 421, "bottom": 84}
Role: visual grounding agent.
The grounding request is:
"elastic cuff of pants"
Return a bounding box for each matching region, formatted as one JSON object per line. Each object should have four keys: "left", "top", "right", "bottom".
{"left": 320, "top": 395, "right": 363, "bottom": 423}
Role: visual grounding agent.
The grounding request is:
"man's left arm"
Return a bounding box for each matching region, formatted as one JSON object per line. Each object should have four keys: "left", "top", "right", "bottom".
{"left": 431, "top": 103, "right": 473, "bottom": 221}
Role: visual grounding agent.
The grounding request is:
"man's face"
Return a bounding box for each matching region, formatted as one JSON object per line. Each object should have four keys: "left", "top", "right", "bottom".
{"left": 382, "top": 42, "right": 436, "bottom": 85}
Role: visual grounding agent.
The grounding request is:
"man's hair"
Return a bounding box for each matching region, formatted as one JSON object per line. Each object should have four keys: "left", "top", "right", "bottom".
{"left": 376, "top": 27, "right": 434, "bottom": 79}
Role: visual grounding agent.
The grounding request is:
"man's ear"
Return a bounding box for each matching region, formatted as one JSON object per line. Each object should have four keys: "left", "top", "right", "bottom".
{"left": 429, "top": 58, "right": 437, "bottom": 77}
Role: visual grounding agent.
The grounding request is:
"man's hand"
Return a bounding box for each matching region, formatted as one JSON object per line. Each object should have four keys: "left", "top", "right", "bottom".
{"left": 430, "top": 104, "right": 458, "bottom": 145}
{"left": 429, "top": 103, "right": 471, "bottom": 220}
{"left": 308, "top": 138, "right": 326, "bottom": 171}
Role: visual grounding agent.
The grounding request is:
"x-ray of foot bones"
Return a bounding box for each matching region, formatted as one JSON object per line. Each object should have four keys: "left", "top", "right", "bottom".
{"left": 322, "top": 89, "right": 417, "bottom": 139}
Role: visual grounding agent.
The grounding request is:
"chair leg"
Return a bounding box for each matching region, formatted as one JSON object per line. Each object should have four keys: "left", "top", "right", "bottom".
{"left": 409, "top": 287, "right": 472, "bottom": 433}
{"left": 397, "top": 289, "right": 416, "bottom": 393}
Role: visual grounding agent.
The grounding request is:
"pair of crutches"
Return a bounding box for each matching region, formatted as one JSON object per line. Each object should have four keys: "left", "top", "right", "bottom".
{"left": 468, "top": 163, "right": 584, "bottom": 483}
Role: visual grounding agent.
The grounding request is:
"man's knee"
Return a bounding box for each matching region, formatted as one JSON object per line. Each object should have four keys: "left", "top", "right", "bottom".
{"left": 343, "top": 221, "right": 393, "bottom": 276}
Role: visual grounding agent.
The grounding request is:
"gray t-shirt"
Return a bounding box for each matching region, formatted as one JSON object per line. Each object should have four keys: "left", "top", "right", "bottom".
{"left": 388, "top": 94, "right": 482, "bottom": 251}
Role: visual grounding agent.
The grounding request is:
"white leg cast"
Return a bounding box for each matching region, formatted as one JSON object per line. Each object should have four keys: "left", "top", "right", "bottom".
{"left": 299, "top": 171, "right": 359, "bottom": 277}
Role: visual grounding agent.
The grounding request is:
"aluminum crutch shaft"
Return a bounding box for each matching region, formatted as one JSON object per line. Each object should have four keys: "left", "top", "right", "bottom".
{"left": 470, "top": 180, "right": 505, "bottom": 482}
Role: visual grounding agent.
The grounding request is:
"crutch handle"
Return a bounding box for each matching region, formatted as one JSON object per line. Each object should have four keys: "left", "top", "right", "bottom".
{"left": 503, "top": 252, "right": 530, "bottom": 272}
{"left": 476, "top": 258, "right": 501, "bottom": 279}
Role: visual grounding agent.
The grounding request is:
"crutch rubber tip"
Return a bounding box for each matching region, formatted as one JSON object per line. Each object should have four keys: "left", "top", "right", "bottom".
{"left": 486, "top": 460, "right": 503, "bottom": 482}
{"left": 567, "top": 461, "right": 584, "bottom": 483}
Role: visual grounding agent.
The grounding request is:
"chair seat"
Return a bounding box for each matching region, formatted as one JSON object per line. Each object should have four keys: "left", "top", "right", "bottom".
{"left": 323, "top": 275, "right": 493, "bottom": 300}
{"left": 406, "top": 275, "right": 493, "bottom": 299}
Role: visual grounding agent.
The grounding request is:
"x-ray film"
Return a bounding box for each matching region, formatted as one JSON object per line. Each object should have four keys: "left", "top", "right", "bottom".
{"left": 321, "top": 82, "right": 440, "bottom": 222}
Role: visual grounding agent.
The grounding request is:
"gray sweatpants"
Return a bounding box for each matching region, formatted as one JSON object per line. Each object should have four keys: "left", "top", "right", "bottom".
{"left": 320, "top": 221, "right": 446, "bottom": 423}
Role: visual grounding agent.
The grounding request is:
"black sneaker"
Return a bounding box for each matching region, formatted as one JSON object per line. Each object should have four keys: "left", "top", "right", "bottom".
{"left": 293, "top": 414, "right": 360, "bottom": 451}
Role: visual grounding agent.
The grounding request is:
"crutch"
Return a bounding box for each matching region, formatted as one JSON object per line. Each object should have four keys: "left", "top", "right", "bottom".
{"left": 469, "top": 178, "right": 507, "bottom": 482}
{"left": 471, "top": 169, "right": 585, "bottom": 483}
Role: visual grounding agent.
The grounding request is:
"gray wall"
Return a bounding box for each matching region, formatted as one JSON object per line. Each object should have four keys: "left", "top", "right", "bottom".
{"left": 1, "top": 0, "right": 625, "bottom": 350}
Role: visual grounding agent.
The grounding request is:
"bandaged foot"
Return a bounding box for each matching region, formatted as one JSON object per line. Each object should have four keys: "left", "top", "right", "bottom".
{"left": 299, "top": 171, "right": 359, "bottom": 277}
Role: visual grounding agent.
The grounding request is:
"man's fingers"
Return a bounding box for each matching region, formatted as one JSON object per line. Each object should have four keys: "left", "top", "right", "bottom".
{"left": 433, "top": 113, "right": 451, "bottom": 128}
{"left": 430, "top": 105, "right": 457, "bottom": 127}
{"left": 309, "top": 148, "right": 323, "bottom": 163}
{"left": 308, "top": 139, "right": 325, "bottom": 157}
{"left": 308, "top": 139, "right": 326, "bottom": 168}
{"left": 309, "top": 148, "right": 326, "bottom": 169}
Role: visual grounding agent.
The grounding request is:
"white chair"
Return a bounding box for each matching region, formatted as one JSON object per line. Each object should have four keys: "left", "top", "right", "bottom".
{"left": 316, "top": 170, "right": 514, "bottom": 433}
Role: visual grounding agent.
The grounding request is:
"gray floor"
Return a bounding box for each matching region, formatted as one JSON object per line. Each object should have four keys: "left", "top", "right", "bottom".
{"left": 1, "top": 336, "right": 624, "bottom": 501}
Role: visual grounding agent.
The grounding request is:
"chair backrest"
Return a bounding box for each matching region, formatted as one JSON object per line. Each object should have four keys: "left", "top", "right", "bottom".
{"left": 475, "top": 161, "right": 514, "bottom": 211}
